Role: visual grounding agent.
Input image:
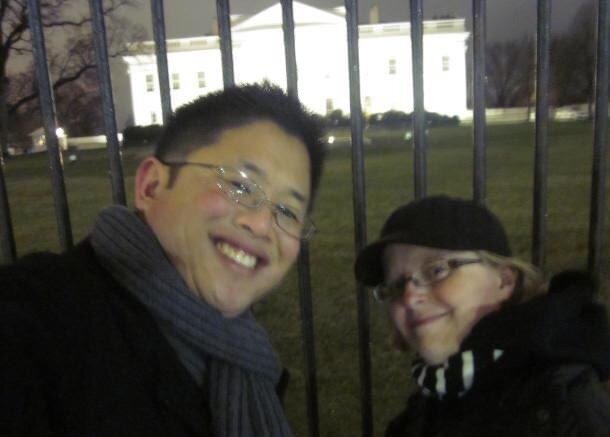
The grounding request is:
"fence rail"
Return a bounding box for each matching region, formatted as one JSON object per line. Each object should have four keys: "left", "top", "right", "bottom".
{"left": 472, "top": 0, "right": 487, "bottom": 203}
{"left": 0, "top": 1, "right": 608, "bottom": 436}
{"left": 589, "top": 0, "right": 609, "bottom": 276}
{"left": 25, "top": 0, "right": 73, "bottom": 252}
{"left": 344, "top": 2, "right": 373, "bottom": 435}
{"left": 90, "top": 0, "right": 127, "bottom": 206}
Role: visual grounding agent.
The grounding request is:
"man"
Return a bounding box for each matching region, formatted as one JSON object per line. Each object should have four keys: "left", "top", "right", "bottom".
{"left": 0, "top": 83, "right": 325, "bottom": 436}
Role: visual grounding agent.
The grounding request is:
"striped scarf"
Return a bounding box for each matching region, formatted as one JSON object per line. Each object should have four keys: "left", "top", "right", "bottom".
{"left": 411, "top": 349, "right": 504, "bottom": 399}
{"left": 90, "top": 205, "right": 292, "bottom": 437}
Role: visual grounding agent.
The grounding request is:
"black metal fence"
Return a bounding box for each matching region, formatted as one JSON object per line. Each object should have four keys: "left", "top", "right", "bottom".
{"left": 0, "top": 1, "right": 608, "bottom": 436}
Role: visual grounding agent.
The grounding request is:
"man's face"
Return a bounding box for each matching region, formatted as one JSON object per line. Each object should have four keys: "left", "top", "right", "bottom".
{"left": 135, "top": 120, "right": 311, "bottom": 318}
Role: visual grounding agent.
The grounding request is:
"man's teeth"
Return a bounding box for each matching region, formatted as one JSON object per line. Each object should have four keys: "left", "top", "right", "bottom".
{"left": 216, "top": 242, "right": 257, "bottom": 268}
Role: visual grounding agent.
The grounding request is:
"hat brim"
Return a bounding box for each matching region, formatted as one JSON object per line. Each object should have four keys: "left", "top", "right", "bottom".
{"left": 354, "top": 234, "right": 405, "bottom": 286}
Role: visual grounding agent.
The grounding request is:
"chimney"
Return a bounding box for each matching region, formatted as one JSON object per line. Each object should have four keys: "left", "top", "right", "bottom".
{"left": 369, "top": 3, "right": 379, "bottom": 24}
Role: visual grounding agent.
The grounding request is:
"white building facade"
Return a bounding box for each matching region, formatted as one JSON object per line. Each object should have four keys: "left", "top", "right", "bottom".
{"left": 123, "top": 2, "right": 469, "bottom": 126}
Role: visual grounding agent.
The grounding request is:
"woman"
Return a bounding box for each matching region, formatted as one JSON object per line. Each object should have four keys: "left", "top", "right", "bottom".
{"left": 355, "top": 195, "right": 610, "bottom": 437}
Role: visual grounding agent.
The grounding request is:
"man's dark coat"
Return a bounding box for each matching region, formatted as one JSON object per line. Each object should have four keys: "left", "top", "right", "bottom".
{"left": 1, "top": 241, "right": 214, "bottom": 436}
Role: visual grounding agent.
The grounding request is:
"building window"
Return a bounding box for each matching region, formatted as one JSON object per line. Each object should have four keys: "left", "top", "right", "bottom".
{"left": 151, "top": 112, "right": 157, "bottom": 124}
{"left": 172, "top": 73, "right": 180, "bottom": 90}
{"left": 197, "top": 72, "right": 206, "bottom": 88}
{"left": 442, "top": 55, "right": 450, "bottom": 72}
{"left": 388, "top": 59, "right": 396, "bottom": 75}
{"left": 146, "top": 74, "right": 154, "bottom": 92}
{"left": 326, "top": 98, "right": 334, "bottom": 114}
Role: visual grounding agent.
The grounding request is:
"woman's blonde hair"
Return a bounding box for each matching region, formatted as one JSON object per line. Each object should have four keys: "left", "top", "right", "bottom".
{"left": 474, "top": 251, "right": 547, "bottom": 305}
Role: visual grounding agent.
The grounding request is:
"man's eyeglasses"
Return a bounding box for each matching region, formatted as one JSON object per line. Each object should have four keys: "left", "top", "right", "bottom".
{"left": 373, "top": 258, "right": 482, "bottom": 303}
{"left": 158, "top": 158, "right": 315, "bottom": 240}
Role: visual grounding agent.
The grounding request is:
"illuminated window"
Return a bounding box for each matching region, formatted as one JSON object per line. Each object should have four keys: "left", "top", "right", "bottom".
{"left": 197, "top": 72, "right": 206, "bottom": 88}
{"left": 172, "top": 73, "right": 180, "bottom": 90}
{"left": 146, "top": 74, "right": 154, "bottom": 92}
{"left": 388, "top": 59, "right": 397, "bottom": 75}
{"left": 442, "top": 55, "right": 450, "bottom": 72}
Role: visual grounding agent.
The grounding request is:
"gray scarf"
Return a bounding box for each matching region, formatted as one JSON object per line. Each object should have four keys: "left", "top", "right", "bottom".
{"left": 90, "top": 205, "right": 292, "bottom": 437}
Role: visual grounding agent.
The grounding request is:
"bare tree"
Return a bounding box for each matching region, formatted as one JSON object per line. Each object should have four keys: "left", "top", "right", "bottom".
{"left": 551, "top": 1, "right": 595, "bottom": 116}
{"left": 55, "top": 70, "right": 104, "bottom": 136}
{"left": 1, "top": 0, "right": 145, "bottom": 152}
{"left": 486, "top": 37, "right": 535, "bottom": 108}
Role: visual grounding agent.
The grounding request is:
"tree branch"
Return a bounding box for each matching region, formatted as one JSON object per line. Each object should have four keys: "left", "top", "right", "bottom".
{"left": 8, "top": 62, "right": 95, "bottom": 114}
{"left": 1, "top": 3, "right": 27, "bottom": 65}
{"left": 4, "top": 0, "right": 145, "bottom": 126}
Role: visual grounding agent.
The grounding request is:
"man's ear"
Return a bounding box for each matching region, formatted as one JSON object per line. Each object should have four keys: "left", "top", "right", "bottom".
{"left": 498, "top": 265, "right": 517, "bottom": 298}
{"left": 134, "top": 157, "right": 168, "bottom": 212}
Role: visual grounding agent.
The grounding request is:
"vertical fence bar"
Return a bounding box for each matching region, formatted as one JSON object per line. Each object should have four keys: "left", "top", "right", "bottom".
{"left": 150, "top": 0, "right": 172, "bottom": 122}
{"left": 344, "top": 2, "right": 372, "bottom": 436}
{"left": 532, "top": 0, "right": 551, "bottom": 268}
{"left": 472, "top": 0, "right": 487, "bottom": 203}
{"left": 0, "top": 82, "right": 16, "bottom": 264}
{"left": 280, "top": 2, "right": 320, "bottom": 436}
{"left": 0, "top": 83, "right": 8, "bottom": 159}
{"left": 0, "top": 157, "right": 16, "bottom": 265}
{"left": 216, "top": 0, "right": 235, "bottom": 88}
{"left": 295, "top": 244, "right": 320, "bottom": 437}
{"left": 89, "top": 0, "right": 126, "bottom": 206}
{"left": 588, "top": 0, "right": 609, "bottom": 279}
{"left": 281, "top": 0, "right": 299, "bottom": 97}
{"left": 410, "top": 0, "right": 426, "bottom": 199}
{"left": 26, "top": 0, "right": 73, "bottom": 251}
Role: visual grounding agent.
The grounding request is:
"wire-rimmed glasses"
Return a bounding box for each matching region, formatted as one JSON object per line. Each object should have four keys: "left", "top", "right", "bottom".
{"left": 158, "top": 158, "right": 315, "bottom": 240}
{"left": 373, "top": 258, "right": 482, "bottom": 303}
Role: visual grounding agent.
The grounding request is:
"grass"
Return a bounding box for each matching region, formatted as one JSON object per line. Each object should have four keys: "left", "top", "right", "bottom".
{"left": 3, "top": 121, "right": 609, "bottom": 436}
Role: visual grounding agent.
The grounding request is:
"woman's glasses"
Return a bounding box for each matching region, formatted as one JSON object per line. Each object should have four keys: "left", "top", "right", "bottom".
{"left": 373, "top": 258, "right": 482, "bottom": 302}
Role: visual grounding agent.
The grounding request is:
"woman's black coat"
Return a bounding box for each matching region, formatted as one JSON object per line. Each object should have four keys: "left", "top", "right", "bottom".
{"left": 386, "top": 271, "right": 610, "bottom": 437}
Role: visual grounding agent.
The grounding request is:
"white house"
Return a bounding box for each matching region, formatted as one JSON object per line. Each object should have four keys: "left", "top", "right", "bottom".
{"left": 122, "top": 2, "right": 469, "bottom": 126}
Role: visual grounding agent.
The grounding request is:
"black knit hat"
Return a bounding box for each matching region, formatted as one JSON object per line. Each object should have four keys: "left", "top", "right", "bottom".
{"left": 355, "top": 196, "right": 511, "bottom": 286}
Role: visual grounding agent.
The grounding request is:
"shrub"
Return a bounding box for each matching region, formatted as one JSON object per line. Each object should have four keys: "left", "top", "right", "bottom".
{"left": 324, "top": 109, "right": 351, "bottom": 127}
{"left": 368, "top": 110, "right": 459, "bottom": 129}
{"left": 122, "top": 124, "right": 163, "bottom": 148}
{"left": 368, "top": 110, "right": 411, "bottom": 128}
{"left": 425, "top": 112, "right": 460, "bottom": 127}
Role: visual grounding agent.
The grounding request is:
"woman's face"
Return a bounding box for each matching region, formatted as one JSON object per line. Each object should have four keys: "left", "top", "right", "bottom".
{"left": 383, "top": 244, "right": 515, "bottom": 364}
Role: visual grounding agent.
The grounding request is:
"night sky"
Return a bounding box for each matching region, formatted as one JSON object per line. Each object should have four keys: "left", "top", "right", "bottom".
{"left": 123, "top": 0, "right": 588, "bottom": 41}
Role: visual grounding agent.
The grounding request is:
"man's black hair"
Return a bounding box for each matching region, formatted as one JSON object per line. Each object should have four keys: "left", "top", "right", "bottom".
{"left": 154, "top": 82, "right": 326, "bottom": 208}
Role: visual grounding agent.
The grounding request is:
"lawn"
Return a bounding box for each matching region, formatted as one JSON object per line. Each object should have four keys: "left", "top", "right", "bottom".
{"left": 3, "top": 120, "right": 609, "bottom": 436}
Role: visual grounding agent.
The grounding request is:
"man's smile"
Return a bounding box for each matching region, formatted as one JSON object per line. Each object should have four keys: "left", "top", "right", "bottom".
{"left": 212, "top": 236, "right": 269, "bottom": 271}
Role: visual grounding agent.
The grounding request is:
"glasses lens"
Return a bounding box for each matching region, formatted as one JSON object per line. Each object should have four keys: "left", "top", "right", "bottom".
{"left": 419, "top": 260, "right": 452, "bottom": 285}
{"left": 374, "top": 278, "right": 405, "bottom": 302}
{"left": 274, "top": 204, "right": 309, "bottom": 238}
{"left": 216, "top": 168, "right": 263, "bottom": 207}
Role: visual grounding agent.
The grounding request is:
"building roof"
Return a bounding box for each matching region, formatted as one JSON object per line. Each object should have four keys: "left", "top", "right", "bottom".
{"left": 123, "top": 1, "right": 467, "bottom": 59}
{"left": 233, "top": 1, "right": 345, "bottom": 32}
